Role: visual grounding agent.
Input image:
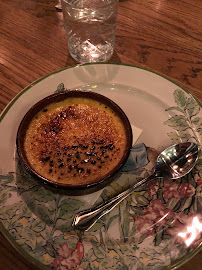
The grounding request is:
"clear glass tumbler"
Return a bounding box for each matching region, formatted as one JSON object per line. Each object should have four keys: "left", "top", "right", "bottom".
{"left": 61, "top": 0, "right": 119, "bottom": 63}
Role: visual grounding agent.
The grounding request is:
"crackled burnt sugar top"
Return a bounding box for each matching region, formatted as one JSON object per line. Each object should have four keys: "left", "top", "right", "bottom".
{"left": 23, "top": 96, "right": 128, "bottom": 186}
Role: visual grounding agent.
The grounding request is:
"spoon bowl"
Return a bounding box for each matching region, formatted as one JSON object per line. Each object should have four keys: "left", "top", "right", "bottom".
{"left": 73, "top": 142, "right": 199, "bottom": 231}
{"left": 156, "top": 142, "right": 199, "bottom": 179}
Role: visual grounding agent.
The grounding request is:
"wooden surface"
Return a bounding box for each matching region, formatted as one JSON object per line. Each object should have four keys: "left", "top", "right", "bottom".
{"left": 0, "top": 0, "right": 201, "bottom": 269}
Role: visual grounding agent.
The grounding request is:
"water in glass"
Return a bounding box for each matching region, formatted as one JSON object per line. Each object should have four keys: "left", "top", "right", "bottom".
{"left": 62, "top": 0, "right": 119, "bottom": 63}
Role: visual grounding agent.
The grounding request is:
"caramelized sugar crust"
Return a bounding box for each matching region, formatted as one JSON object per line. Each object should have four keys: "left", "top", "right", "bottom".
{"left": 24, "top": 97, "right": 127, "bottom": 185}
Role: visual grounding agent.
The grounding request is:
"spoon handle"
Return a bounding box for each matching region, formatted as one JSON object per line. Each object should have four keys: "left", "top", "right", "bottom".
{"left": 73, "top": 174, "right": 155, "bottom": 231}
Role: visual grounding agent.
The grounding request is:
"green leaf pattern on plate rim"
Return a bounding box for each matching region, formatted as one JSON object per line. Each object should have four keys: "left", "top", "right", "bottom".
{"left": 0, "top": 87, "right": 201, "bottom": 270}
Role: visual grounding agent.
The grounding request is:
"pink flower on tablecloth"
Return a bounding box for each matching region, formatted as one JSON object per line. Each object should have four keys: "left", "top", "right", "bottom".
{"left": 146, "top": 179, "right": 158, "bottom": 196}
{"left": 51, "top": 242, "right": 84, "bottom": 270}
{"left": 163, "top": 180, "right": 181, "bottom": 199}
{"left": 133, "top": 199, "right": 173, "bottom": 235}
{"left": 178, "top": 183, "right": 195, "bottom": 197}
{"left": 163, "top": 180, "right": 195, "bottom": 200}
{"left": 134, "top": 215, "right": 155, "bottom": 236}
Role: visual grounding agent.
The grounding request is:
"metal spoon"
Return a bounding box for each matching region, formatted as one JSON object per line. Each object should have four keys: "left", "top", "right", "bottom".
{"left": 73, "top": 142, "right": 199, "bottom": 231}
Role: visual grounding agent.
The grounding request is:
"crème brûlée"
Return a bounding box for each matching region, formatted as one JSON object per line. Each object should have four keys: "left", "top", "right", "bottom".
{"left": 24, "top": 97, "right": 127, "bottom": 186}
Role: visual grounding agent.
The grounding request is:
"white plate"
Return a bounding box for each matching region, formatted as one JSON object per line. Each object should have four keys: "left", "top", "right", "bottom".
{"left": 0, "top": 63, "right": 201, "bottom": 270}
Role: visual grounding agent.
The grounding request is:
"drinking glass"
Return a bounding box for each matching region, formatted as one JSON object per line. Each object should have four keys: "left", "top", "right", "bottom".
{"left": 61, "top": 0, "right": 119, "bottom": 63}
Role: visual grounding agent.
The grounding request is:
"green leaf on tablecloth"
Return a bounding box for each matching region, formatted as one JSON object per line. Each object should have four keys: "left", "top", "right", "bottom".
{"left": 164, "top": 115, "right": 189, "bottom": 131}
{"left": 185, "top": 97, "right": 200, "bottom": 117}
{"left": 157, "top": 188, "right": 165, "bottom": 203}
{"left": 196, "top": 196, "right": 202, "bottom": 213}
{"left": 80, "top": 261, "right": 90, "bottom": 270}
{"left": 0, "top": 174, "right": 17, "bottom": 204}
{"left": 172, "top": 195, "right": 195, "bottom": 213}
{"left": 57, "top": 198, "right": 85, "bottom": 229}
{"left": 136, "top": 264, "right": 144, "bottom": 270}
{"left": 43, "top": 241, "right": 57, "bottom": 257}
{"left": 54, "top": 219, "right": 72, "bottom": 232}
{"left": 162, "top": 233, "right": 173, "bottom": 240}
{"left": 39, "top": 224, "right": 55, "bottom": 241}
{"left": 190, "top": 196, "right": 201, "bottom": 214}
{"left": 172, "top": 198, "right": 183, "bottom": 212}
{"left": 0, "top": 190, "right": 11, "bottom": 205}
{"left": 113, "top": 262, "right": 128, "bottom": 270}
{"left": 58, "top": 210, "right": 75, "bottom": 223}
{"left": 138, "top": 233, "right": 149, "bottom": 244}
{"left": 135, "top": 194, "right": 150, "bottom": 206}
{"left": 28, "top": 186, "right": 56, "bottom": 203}
{"left": 82, "top": 234, "right": 99, "bottom": 245}
{"left": 16, "top": 238, "right": 29, "bottom": 246}
{"left": 59, "top": 198, "right": 85, "bottom": 217}
{"left": 192, "top": 117, "right": 202, "bottom": 126}
{"left": 154, "top": 229, "right": 164, "bottom": 246}
{"left": 88, "top": 219, "right": 105, "bottom": 232}
{"left": 131, "top": 205, "right": 144, "bottom": 215}
{"left": 93, "top": 244, "right": 106, "bottom": 259}
{"left": 104, "top": 233, "right": 118, "bottom": 249}
{"left": 31, "top": 219, "right": 46, "bottom": 233}
{"left": 110, "top": 182, "right": 124, "bottom": 193}
{"left": 106, "top": 214, "right": 119, "bottom": 230}
{"left": 167, "top": 131, "right": 191, "bottom": 143}
{"left": 0, "top": 173, "right": 15, "bottom": 184}
{"left": 18, "top": 203, "right": 32, "bottom": 218}
{"left": 143, "top": 192, "right": 152, "bottom": 200}
{"left": 139, "top": 248, "right": 165, "bottom": 269}
{"left": 196, "top": 127, "right": 202, "bottom": 136}
{"left": 37, "top": 206, "right": 55, "bottom": 225}
{"left": 166, "top": 197, "right": 180, "bottom": 211}
{"left": 85, "top": 248, "right": 97, "bottom": 262}
{"left": 12, "top": 226, "right": 37, "bottom": 250}
{"left": 173, "top": 89, "right": 186, "bottom": 108}
{"left": 165, "top": 106, "right": 184, "bottom": 113}
{"left": 120, "top": 242, "right": 137, "bottom": 256}
{"left": 121, "top": 217, "right": 131, "bottom": 241}
{"left": 0, "top": 203, "right": 21, "bottom": 220}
